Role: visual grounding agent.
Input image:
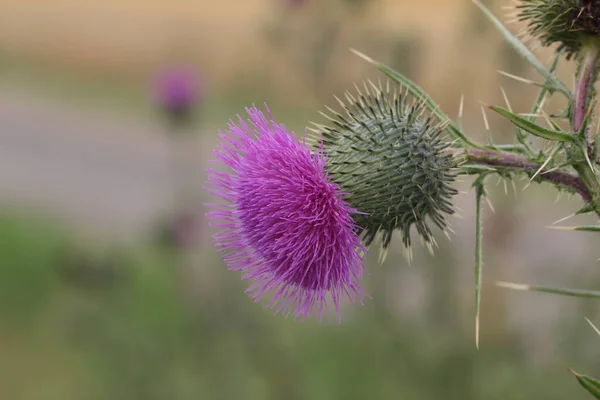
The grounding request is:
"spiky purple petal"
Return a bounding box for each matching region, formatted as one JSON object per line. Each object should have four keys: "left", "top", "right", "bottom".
{"left": 206, "top": 104, "right": 366, "bottom": 320}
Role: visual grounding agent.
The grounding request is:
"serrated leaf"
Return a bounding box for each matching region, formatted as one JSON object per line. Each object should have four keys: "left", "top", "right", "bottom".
{"left": 350, "top": 49, "right": 480, "bottom": 148}
{"left": 472, "top": 0, "right": 570, "bottom": 97}
{"left": 489, "top": 106, "right": 576, "bottom": 142}
{"left": 569, "top": 369, "right": 600, "bottom": 399}
{"left": 497, "top": 282, "right": 600, "bottom": 299}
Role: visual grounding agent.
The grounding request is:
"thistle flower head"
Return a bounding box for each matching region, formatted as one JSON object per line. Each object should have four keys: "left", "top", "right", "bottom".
{"left": 313, "top": 83, "right": 457, "bottom": 260}
{"left": 154, "top": 66, "right": 202, "bottom": 119}
{"left": 206, "top": 105, "right": 365, "bottom": 321}
{"left": 517, "top": 0, "right": 600, "bottom": 58}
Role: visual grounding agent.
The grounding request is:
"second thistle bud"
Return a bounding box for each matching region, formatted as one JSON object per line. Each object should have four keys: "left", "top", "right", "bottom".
{"left": 314, "top": 83, "right": 457, "bottom": 259}
{"left": 518, "top": 0, "right": 600, "bottom": 59}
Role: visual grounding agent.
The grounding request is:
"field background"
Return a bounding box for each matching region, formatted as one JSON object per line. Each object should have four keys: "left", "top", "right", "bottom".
{"left": 0, "top": 1, "right": 598, "bottom": 399}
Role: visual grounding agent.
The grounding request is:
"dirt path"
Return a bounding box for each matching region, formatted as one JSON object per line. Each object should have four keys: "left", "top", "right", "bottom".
{"left": 0, "top": 86, "right": 207, "bottom": 239}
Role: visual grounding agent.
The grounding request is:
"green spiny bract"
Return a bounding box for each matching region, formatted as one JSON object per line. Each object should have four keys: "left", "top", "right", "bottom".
{"left": 312, "top": 83, "right": 458, "bottom": 260}
{"left": 517, "top": 0, "right": 600, "bottom": 59}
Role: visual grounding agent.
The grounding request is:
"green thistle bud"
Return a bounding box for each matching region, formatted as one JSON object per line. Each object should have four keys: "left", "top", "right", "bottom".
{"left": 312, "top": 82, "right": 458, "bottom": 260}
{"left": 517, "top": 0, "right": 600, "bottom": 59}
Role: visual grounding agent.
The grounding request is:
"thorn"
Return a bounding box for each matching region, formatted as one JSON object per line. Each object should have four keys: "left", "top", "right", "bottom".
{"left": 500, "top": 86, "right": 513, "bottom": 112}
{"left": 475, "top": 315, "right": 480, "bottom": 350}
{"left": 367, "top": 80, "right": 381, "bottom": 95}
{"left": 530, "top": 146, "right": 557, "bottom": 181}
{"left": 333, "top": 95, "right": 346, "bottom": 108}
{"left": 552, "top": 213, "right": 576, "bottom": 225}
{"left": 554, "top": 191, "right": 562, "bottom": 204}
{"left": 378, "top": 247, "right": 388, "bottom": 264}
{"left": 426, "top": 241, "right": 434, "bottom": 256}
{"left": 496, "top": 281, "right": 530, "bottom": 291}
{"left": 540, "top": 165, "right": 560, "bottom": 175}
{"left": 353, "top": 82, "right": 364, "bottom": 98}
{"left": 319, "top": 110, "right": 338, "bottom": 122}
{"left": 350, "top": 48, "right": 374, "bottom": 63}
{"left": 539, "top": 108, "right": 555, "bottom": 130}
{"left": 476, "top": 100, "right": 491, "bottom": 108}
{"left": 498, "top": 70, "right": 539, "bottom": 85}
{"left": 585, "top": 317, "right": 600, "bottom": 337}
{"left": 403, "top": 246, "right": 413, "bottom": 263}
{"left": 480, "top": 106, "right": 490, "bottom": 131}
{"left": 480, "top": 106, "right": 493, "bottom": 144}
{"left": 485, "top": 196, "right": 495, "bottom": 213}
{"left": 584, "top": 149, "right": 596, "bottom": 174}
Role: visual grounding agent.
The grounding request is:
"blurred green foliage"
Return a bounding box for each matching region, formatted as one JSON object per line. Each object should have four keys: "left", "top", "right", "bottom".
{"left": 0, "top": 212, "right": 590, "bottom": 399}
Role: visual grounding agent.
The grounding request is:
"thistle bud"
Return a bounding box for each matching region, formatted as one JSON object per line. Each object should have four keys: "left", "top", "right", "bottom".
{"left": 313, "top": 83, "right": 457, "bottom": 259}
{"left": 517, "top": 0, "right": 600, "bottom": 59}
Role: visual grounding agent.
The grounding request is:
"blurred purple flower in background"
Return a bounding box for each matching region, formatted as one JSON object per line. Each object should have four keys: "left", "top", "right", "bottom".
{"left": 154, "top": 66, "right": 203, "bottom": 127}
{"left": 206, "top": 105, "right": 366, "bottom": 321}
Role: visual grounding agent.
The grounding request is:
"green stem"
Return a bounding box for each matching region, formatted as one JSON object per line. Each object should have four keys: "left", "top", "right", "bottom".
{"left": 570, "top": 43, "right": 600, "bottom": 213}
{"left": 474, "top": 180, "right": 484, "bottom": 348}
{"left": 574, "top": 44, "right": 599, "bottom": 135}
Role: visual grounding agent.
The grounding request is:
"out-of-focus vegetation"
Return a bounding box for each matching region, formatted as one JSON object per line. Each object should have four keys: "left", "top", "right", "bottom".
{"left": 0, "top": 210, "right": 593, "bottom": 399}
{"left": 0, "top": 0, "right": 599, "bottom": 398}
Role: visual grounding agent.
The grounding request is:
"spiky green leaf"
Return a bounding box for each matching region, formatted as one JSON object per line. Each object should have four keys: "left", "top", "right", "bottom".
{"left": 569, "top": 369, "right": 600, "bottom": 399}
{"left": 497, "top": 282, "right": 600, "bottom": 299}
{"left": 551, "top": 225, "right": 600, "bottom": 232}
{"left": 489, "top": 106, "right": 576, "bottom": 142}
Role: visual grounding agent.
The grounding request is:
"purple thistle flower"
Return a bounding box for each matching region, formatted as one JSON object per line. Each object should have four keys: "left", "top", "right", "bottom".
{"left": 206, "top": 104, "right": 366, "bottom": 321}
{"left": 154, "top": 66, "right": 203, "bottom": 128}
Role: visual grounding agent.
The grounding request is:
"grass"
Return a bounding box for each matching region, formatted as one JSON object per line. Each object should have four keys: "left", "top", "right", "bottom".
{"left": 0, "top": 209, "right": 591, "bottom": 399}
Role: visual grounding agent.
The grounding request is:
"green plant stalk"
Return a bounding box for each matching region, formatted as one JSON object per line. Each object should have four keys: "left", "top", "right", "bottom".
{"left": 474, "top": 180, "right": 484, "bottom": 348}
{"left": 571, "top": 42, "right": 600, "bottom": 215}
{"left": 574, "top": 44, "right": 600, "bottom": 135}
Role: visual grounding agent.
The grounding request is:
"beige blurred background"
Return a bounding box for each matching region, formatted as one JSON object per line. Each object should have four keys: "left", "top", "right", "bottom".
{"left": 0, "top": 1, "right": 598, "bottom": 399}
{"left": 0, "top": 0, "right": 524, "bottom": 103}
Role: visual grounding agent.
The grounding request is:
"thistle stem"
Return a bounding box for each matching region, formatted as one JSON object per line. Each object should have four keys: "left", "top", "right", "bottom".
{"left": 570, "top": 43, "right": 600, "bottom": 212}
{"left": 459, "top": 149, "right": 593, "bottom": 205}
{"left": 574, "top": 45, "right": 599, "bottom": 136}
